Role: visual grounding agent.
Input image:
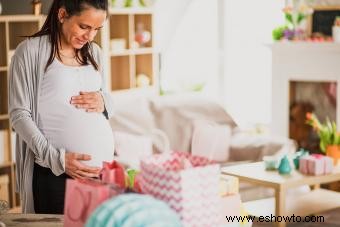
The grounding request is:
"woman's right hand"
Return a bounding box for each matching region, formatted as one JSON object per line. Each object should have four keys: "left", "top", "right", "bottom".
{"left": 65, "top": 152, "right": 101, "bottom": 179}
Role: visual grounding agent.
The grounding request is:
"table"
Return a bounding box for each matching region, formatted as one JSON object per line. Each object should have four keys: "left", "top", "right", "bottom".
{"left": 0, "top": 213, "right": 63, "bottom": 227}
{"left": 221, "top": 162, "right": 340, "bottom": 227}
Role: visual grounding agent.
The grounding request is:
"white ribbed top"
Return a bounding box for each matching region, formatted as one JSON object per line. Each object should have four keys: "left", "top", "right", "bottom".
{"left": 38, "top": 59, "right": 114, "bottom": 168}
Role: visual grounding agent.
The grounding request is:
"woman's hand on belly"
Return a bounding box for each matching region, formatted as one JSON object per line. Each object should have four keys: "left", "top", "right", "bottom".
{"left": 70, "top": 91, "right": 104, "bottom": 113}
{"left": 65, "top": 152, "right": 101, "bottom": 179}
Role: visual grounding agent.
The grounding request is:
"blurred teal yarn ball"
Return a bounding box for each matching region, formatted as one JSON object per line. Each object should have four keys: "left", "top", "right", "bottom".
{"left": 85, "top": 194, "right": 182, "bottom": 227}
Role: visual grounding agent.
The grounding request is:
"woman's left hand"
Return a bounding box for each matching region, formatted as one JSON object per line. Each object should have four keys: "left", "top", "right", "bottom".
{"left": 70, "top": 91, "right": 104, "bottom": 113}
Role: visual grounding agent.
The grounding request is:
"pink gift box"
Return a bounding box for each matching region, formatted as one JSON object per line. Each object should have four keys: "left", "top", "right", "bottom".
{"left": 100, "top": 160, "right": 126, "bottom": 188}
{"left": 299, "top": 154, "right": 333, "bottom": 175}
{"left": 64, "top": 179, "right": 123, "bottom": 227}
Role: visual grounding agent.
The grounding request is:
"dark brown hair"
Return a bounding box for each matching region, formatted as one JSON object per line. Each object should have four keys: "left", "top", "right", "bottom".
{"left": 30, "top": 0, "right": 108, "bottom": 71}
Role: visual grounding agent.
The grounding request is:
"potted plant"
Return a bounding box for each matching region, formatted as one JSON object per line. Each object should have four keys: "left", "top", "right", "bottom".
{"left": 272, "top": 0, "right": 313, "bottom": 41}
{"left": 306, "top": 112, "right": 340, "bottom": 164}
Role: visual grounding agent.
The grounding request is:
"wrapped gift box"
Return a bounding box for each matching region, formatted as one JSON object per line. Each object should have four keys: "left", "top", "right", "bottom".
{"left": 299, "top": 154, "right": 333, "bottom": 176}
{"left": 100, "top": 160, "right": 126, "bottom": 188}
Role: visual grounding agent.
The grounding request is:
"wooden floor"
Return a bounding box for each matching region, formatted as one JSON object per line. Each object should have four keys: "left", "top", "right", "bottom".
{"left": 252, "top": 207, "right": 340, "bottom": 227}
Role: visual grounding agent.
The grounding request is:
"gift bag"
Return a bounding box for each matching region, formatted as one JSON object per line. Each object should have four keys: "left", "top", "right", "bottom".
{"left": 100, "top": 160, "right": 126, "bottom": 188}
{"left": 64, "top": 179, "right": 123, "bottom": 227}
{"left": 140, "top": 151, "right": 221, "bottom": 227}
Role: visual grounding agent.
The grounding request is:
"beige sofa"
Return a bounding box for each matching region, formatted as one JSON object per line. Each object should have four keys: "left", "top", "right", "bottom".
{"left": 109, "top": 93, "right": 297, "bottom": 200}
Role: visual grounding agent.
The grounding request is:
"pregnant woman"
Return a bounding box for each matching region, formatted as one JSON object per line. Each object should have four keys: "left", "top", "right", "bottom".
{"left": 8, "top": 0, "right": 114, "bottom": 214}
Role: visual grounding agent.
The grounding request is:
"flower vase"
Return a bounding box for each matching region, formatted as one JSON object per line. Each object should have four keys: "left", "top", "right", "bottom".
{"left": 326, "top": 145, "right": 340, "bottom": 166}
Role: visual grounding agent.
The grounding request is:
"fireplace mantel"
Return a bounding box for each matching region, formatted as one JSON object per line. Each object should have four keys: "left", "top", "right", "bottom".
{"left": 271, "top": 42, "right": 340, "bottom": 137}
{"left": 271, "top": 42, "right": 340, "bottom": 53}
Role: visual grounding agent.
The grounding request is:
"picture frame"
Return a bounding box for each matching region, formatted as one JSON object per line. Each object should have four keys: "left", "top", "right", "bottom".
{"left": 307, "top": 5, "right": 340, "bottom": 36}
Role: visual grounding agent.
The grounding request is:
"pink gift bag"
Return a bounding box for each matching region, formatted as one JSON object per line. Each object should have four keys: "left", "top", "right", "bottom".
{"left": 100, "top": 160, "right": 126, "bottom": 188}
{"left": 64, "top": 179, "right": 123, "bottom": 227}
{"left": 140, "top": 151, "right": 221, "bottom": 227}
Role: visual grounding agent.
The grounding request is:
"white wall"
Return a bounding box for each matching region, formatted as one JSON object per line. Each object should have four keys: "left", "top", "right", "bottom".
{"left": 222, "top": 0, "right": 284, "bottom": 127}
{"left": 154, "top": 0, "right": 219, "bottom": 100}
{"left": 154, "top": 0, "right": 285, "bottom": 127}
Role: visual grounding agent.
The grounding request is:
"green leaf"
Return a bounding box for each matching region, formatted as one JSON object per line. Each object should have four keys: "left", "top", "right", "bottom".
{"left": 139, "top": 0, "right": 146, "bottom": 7}
{"left": 272, "top": 25, "right": 288, "bottom": 41}
{"left": 285, "top": 13, "right": 293, "bottom": 24}
{"left": 297, "top": 13, "right": 306, "bottom": 24}
{"left": 320, "top": 140, "right": 326, "bottom": 153}
{"left": 124, "top": 0, "right": 133, "bottom": 7}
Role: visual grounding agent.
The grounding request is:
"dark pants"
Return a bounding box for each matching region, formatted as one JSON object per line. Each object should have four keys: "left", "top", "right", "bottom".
{"left": 33, "top": 163, "right": 69, "bottom": 214}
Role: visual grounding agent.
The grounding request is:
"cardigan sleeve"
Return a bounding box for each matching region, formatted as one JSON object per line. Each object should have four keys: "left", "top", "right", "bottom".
{"left": 92, "top": 42, "right": 115, "bottom": 119}
{"left": 8, "top": 50, "right": 65, "bottom": 176}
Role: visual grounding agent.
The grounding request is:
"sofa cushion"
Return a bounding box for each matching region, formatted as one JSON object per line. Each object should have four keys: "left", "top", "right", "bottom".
{"left": 191, "top": 121, "right": 232, "bottom": 162}
{"left": 149, "top": 94, "right": 236, "bottom": 152}
{"left": 109, "top": 95, "right": 156, "bottom": 133}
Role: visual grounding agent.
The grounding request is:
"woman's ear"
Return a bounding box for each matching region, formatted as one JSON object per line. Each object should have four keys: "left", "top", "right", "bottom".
{"left": 58, "top": 7, "right": 67, "bottom": 23}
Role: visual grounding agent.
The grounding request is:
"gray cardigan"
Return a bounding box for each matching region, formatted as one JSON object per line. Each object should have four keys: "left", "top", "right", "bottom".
{"left": 8, "top": 35, "right": 114, "bottom": 213}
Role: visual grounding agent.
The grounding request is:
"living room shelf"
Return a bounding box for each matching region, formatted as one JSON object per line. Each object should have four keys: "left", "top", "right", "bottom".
{"left": 0, "top": 14, "right": 45, "bottom": 208}
{"left": 102, "top": 8, "right": 158, "bottom": 92}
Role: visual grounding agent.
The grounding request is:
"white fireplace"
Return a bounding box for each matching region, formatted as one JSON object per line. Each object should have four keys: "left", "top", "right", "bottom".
{"left": 271, "top": 42, "right": 340, "bottom": 138}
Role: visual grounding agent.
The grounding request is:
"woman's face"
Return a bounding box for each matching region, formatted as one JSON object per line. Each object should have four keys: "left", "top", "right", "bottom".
{"left": 58, "top": 6, "right": 106, "bottom": 49}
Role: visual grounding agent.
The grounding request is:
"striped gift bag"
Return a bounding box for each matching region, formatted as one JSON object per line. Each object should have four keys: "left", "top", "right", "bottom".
{"left": 140, "top": 151, "right": 221, "bottom": 227}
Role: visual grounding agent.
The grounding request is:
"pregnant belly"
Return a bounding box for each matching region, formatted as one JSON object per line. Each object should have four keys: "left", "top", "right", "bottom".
{"left": 40, "top": 109, "right": 115, "bottom": 168}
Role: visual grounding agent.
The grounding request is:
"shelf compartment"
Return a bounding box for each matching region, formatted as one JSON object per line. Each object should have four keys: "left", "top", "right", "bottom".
{"left": 0, "top": 22, "right": 6, "bottom": 67}
{"left": 9, "top": 21, "right": 39, "bottom": 50}
{"left": 0, "top": 119, "right": 9, "bottom": 131}
{"left": 0, "top": 71, "right": 8, "bottom": 115}
{"left": 0, "top": 67, "right": 7, "bottom": 72}
{"left": 134, "top": 14, "right": 153, "bottom": 48}
{"left": 0, "top": 71, "right": 8, "bottom": 130}
{"left": 110, "top": 56, "right": 131, "bottom": 90}
{"left": 109, "top": 15, "right": 129, "bottom": 50}
{"left": 135, "top": 54, "right": 153, "bottom": 88}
